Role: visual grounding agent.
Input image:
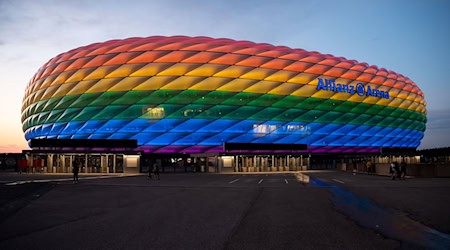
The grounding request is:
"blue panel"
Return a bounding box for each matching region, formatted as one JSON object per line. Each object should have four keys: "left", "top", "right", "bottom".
{"left": 331, "top": 135, "right": 355, "bottom": 145}
{"left": 307, "top": 123, "right": 327, "bottom": 133}
{"left": 253, "top": 133, "right": 286, "bottom": 143}
{"left": 77, "top": 120, "right": 106, "bottom": 134}
{"left": 225, "top": 120, "right": 261, "bottom": 133}
{"left": 198, "top": 132, "right": 239, "bottom": 145}
{"left": 171, "top": 119, "right": 211, "bottom": 132}
{"left": 198, "top": 119, "right": 239, "bottom": 133}
{"left": 375, "top": 127, "right": 394, "bottom": 137}
{"left": 297, "top": 134, "right": 325, "bottom": 145}
{"left": 96, "top": 120, "right": 129, "bottom": 133}
{"left": 229, "top": 133, "right": 259, "bottom": 143}
{"left": 142, "top": 119, "right": 183, "bottom": 132}
{"left": 40, "top": 124, "right": 53, "bottom": 136}
{"left": 33, "top": 125, "right": 43, "bottom": 138}
{"left": 333, "top": 124, "right": 356, "bottom": 135}
{"left": 48, "top": 122, "right": 67, "bottom": 136}
{"left": 172, "top": 132, "right": 215, "bottom": 145}
{"left": 60, "top": 121, "right": 85, "bottom": 135}
{"left": 132, "top": 132, "right": 163, "bottom": 145}
{"left": 348, "top": 125, "right": 371, "bottom": 136}
{"left": 275, "top": 134, "right": 304, "bottom": 143}
{"left": 72, "top": 134, "right": 89, "bottom": 139}
{"left": 118, "top": 119, "right": 151, "bottom": 133}
{"left": 149, "top": 132, "right": 188, "bottom": 145}
{"left": 319, "top": 135, "right": 344, "bottom": 146}
{"left": 362, "top": 126, "right": 383, "bottom": 137}
{"left": 315, "top": 123, "right": 343, "bottom": 135}
{"left": 89, "top": 133, "right": 111, "bottom": 139}
{"left": 57, "top": 134, "right": 71, "bottom": 139}
{"left": 108, "top": 132, "right": 134, "bottom": 140}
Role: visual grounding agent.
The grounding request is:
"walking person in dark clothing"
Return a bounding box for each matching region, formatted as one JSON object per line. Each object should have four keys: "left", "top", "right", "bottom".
{"left": 400, "top": 160, "right": 407, "bottom": 180}
{"left": 153, "top": 161, "right": 160, "bottom": 180}
{"left": 73, "top": 159, "right": 80, "bottom": 183}
{"left": 147, "top": 163, "right": 153, "bottom": 180}
{"left": 394, "top": 161, "right": 401, "bottom": 180}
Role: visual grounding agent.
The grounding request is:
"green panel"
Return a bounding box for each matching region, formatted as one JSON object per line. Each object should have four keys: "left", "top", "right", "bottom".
{"left": 334, "top": 101, "right": 356, "bottom": 113}
{"left": 350, "top": 114, "right": 371, "bottom": 125}
{"left": 390, "top": 117, "right": 407, "bottom": 128}
{"left": 273, "top": 96, "right": 306, "bottom": 109}
{"left": 315, "top": 100, "right": 344, "bottom": 112}
{"left": 378, "top": 106, "right": 396, "bottom": 117}
{"left": 70, "top": 93, "right": 102, "bottom": 108}
{"left": 365, "top": 115, "right": 385, "bottom": 126}
{"left": 194, "top": 91, "right": 236, "bottom": 105}
{"left": 36, "top": 111, "right": 50, "bottom": 125}
{"left": 113, "top": 90, "right": 153, "bottom": 105}
{"left": 350, "top": 103, "right": 371, "bottom": 114}
{"left": 57, "top": 108, "right": 82, "bottom": 122}
{"left": 53, "top": 95, "right": 79, "bottom": 110}
{"left": 365, "top": 105, "right": 384, "bottom": 116}
{"left": 73, "top": 106, "right": 105, "bottom": 121}
{"left": 247, "top": 94, "right": 284, "bottom": 107}
{"left": 137, "top": 90, "right": 181, "bottom": 105}
{"left": 379, "top": 116, "right": 395, "bottom": 127}
{"left": 334, "top": 113, "right": 359, "bottom": 124}
{"left": 166, "top": 90, "right": 209, "bottom": 104}
{"left": 90, "top": 92, "right": 125, "bottom": 106}
{"left": 223, "top": 106, "right": 263, "bottom": 120}
{"left": 91, "top": 105, "right": 128, "bottom": 120}
{"left": 115, "top": 104, "right": 149, "bottom": 119}
{"left": 316, "top": 111, "right": 342, "bottom": 123}
{"left": 294, "top": 110, "right": 326, "bottom": 122}
{"left": 195, "top": 105, "right": 237, "bottom": 119}
{"left": 390, "top": 108, "right": 405, "bottom": 118}
{"left": 249, "top": 107, "right": 285, "bottom": 121}
{"left": 141, "top": 104, "right": 183, "bottom": 119}
{"left": 45, "top": 109, "right": 65, "bottom": 124}
{"left": 221, "top": 92, "right": 261, "bottom": 106}
{"left": 167, "top": 104, "right": 211, "bottom": 119}
{"left": 272, "top": 109, "right": 308, "bottom": 121}
{"left": 295, "top": 98, "right": 323, "bottom": 110}
{"left": 42, "top": 97, "right": 62, "bottom": 112}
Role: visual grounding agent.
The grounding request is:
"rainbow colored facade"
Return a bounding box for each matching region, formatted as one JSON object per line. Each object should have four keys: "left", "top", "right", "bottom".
{"left": 21, "top": 36, "right": 426, "bottom": 154}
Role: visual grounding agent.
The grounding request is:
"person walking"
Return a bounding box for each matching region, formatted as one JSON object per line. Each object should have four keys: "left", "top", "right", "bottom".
{"left": 147, "top": 163, "right": 153, "bottom": 180}
{"left": 390, "top": 161, "right": 397, "bottom": 180}
{"left": 400, "top": 160, "right": 407, "bottom": 180}
{"left": 153, "top": 161, "right": 160, "bottom": 180}
{"left": 366, "top": 160, "right": 373, "bottom": 175}
{"left": 73, "top": 159, "right": 80, "bottom": 183}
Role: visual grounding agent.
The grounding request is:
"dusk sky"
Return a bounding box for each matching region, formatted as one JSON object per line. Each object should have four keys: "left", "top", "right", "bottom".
{"left": 0, "top": 0, "right": 449, "bottom": 153}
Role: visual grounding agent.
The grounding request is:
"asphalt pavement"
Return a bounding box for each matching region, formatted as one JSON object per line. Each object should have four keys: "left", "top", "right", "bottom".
{"left": 0, "top": 170, "right": 449, "bottom": 249}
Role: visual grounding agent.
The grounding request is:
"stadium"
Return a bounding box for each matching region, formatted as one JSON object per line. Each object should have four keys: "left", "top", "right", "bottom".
{"left": 21, "top": 36, "right": 427, "bottom": 173}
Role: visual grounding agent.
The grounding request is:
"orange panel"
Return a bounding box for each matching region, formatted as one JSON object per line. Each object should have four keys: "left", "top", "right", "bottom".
{"left": 300, "top": 56, "right": 323, "bottom": 63}
{"left": 66, "top": 57, "right": 91, "bottom": 71}
{"left": 103, "top": 52, "right": 141, "bottom": 66}
{"left": 340, "top": 70, "right": 361, "bottom": 80}
{"left": 128, "top": 51, "right": 169, "bottom": 64}
{"left": 323, "top": 67, "right": 346, "bottom": 77}
{"left": 181, "top": 43, "right": 213, "bottom": 51}
{"left": 369, "top": 76, "right": 385, "bottom": 85}
{"left": 154, "top": 42, "right": 184, "bottom": 51}
{"left": 304, "top": 64, "right": 330, "bottom": 75}
{"left": 260, "top": 59, "right": 291, "bottom": 70}
{"left": 350, "top": 64, "right": 366, "bottom": 72}
{"left": 257, "top": 50, "right": 285, "bottom": 58}
{"left": 209, "top": 54, "right": 248, "bottom": 65}
{"left": 86, "top": 46, "right": 114, "bottom": 56}
{"left": 209, "top": 45, "right": 240, "bottom": 53}
{"left": 364, "top": 67, "right": 377, "bottom": 74}
{"left": 279, "top": 53, "right": 305, "bottom": 61}
{"left": 82, "top": 54, "right": 116, "bottom": 68}
{"left": 356, "top": 73, "right": 374, "bottom": 82}
{"left": 108, "top": 44, "right": 133, "bottom": 53}
{"left": 181, "top": 52, "right": 223, "bottom": 63}
{"left": 382, "top": 79, "right": 396, "bottom": 87}
{"left": 376, "top": 69, "right": 388, "bottom": 77}
{"left": 334, "top": 61, "right": 354, "bottom": 69}
{"left": 403, "top": 84, "right": 413, "bottom": 92}
{"left": 283, "top": 61, "right": 313, "bottom": 72}
{"left": 234, "top": 47, "right": 263, "bottom": 55}
{"left": 319, "top": 59, "right": 339, "bottom": 66}
{"left": 154, "top": 51, "right": 197, "bottom": 63}
{"left": 69, "top": 49, "right": 91, "bottom": 60}
{"left": 49, "top": 60, "right": 73, "bottom": 75}
{"left": 393, "top": 81, "right": 405, "bottom": 89}
{"left": 129, "top": 42, "right": 160, "bottom": 52}
{"left": 235, "top": 56, "right": 271, "bottom": 67}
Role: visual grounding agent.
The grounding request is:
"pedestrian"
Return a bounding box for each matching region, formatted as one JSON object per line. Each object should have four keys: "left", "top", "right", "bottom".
{"left": 153, "top": 161, "right": 160, "bottom": 180}
{"left": 73, "top": 159, "right": 79, "bottom": 183}
{"left": 394, "top": 161, "right": 400, "bottom": 180}
{"left": 390, "top": 161, "right": 397, "bottom": 180}
{"left": 366, "top": 160, "right": 373, "bottom": 175}
{"left": 400, "top": 160, "right": 407, "bottom": 180}
{"left": 148, "top": 162, "right": 153, "bottom": 180}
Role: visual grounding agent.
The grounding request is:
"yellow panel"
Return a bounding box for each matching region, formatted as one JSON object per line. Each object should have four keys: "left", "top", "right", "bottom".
{"left": 160, "top": 76, "right": 205, "bottom": 90}
{"left": 85, "top": 78, "right": 122, "bottom": 93}
{"left": 189, "top": 77, "right": 232, "bottom": 91}
{"left": 132, "top": 76, "right": 178, "bottom": 91}
{"left": 41, "top": 74, "right": 58, "bottom": 89}
{"left": 346, "top": 94, "right": 366, "bottom": 103}
{"left": 217, "top": 79, "right": 258, "bottom": 92}
{"left": 329, "top": 92, "right": 352, "bottom": 101}
{"left": 264, "top": 70, "right": 297, "bottom": 83}
{"left": 243, "top": 81, "right": 281, "bottom": 94}
{"left": 361, "top": 96, "right": 379, "bottom": 105}
{"left": 240, "top": 68, "right": 276, "bottom": 80}
{"left": 399, "top": 100, "right": 413, "bottom": 109}
{"left": 52, "top": 82, "right": 78, "bottom": 98}
{"left": 41, "top": 85, "right": 59, "bottom": 100}
{"left": 311, "top": 90, "right": 336, "bottom": 99}
{"left": 213, "top": 66, "right": 252, "bottom": 78}
{"left": 51, "top": 71, "right": 75, "bottom": 86}
{"left": 109, "top": 77, "right": 148, "bottom": 92}
{"left": 387, "top": 88, "right": 401, "bottom": 99}
{"left": 375, "top": 97, "right": 391, "bottom": 107}
{"left": 387, "top": 97, "right": 403, "bottom": 108}
{"left": 287, "top": 73, "right": 318, "bottom": 85}
{"left": 396, "top": 90, "right": 408, "bottom": 99}
{"left": 104, "top": 64, "right": 144, "bottom": 78}
{"left": 130, "top": 63, "right": 172, "bottom": 77}
{"left": 185, "top": 64, "right": 227, "bottom": 77}
{"left": 157, "top": 63, "right": 199, "bottom": 76}
{"left": 65, "top": 68, "right": 95, "bottom": 83}
{"left": 406, "top": 93, "right": 416, "bottom": 101}
{"left": 291, "top": 85, "right": 319, "bottom": 97}
{"left": 267, "top": 82, "right": 303, "bottom": 95}
{"left": 84, "top": 65, "right": 119, "bottom": 80}
{"left": 66, "top": 80, "right": 98, "bottom": 95}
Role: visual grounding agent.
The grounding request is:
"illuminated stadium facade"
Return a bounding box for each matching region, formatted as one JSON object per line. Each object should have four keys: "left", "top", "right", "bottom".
{"left": 21, "top": 36, "right": 427, "bottom": 173}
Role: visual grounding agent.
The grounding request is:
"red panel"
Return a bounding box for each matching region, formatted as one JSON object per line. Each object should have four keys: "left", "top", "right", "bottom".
{"left": 181, "top": 52, "right": 223, "bottom": 63}
{"left": 235, "top": 56, "right": 271, "bottom": 67}
{"left": 260, "top": 59, "right": 292, "bottom": 70}
{"left": 103, "top": 52, "right": 140, "bottom": 66}
{"left": 356, "top": 73, "right": 374, "bottom": 82}
{"left": 66, "top": 57, "right": 91, "bottom": 71}
{"left": 209, "top": 54, "right": 248, "bottom": 65}
{"left": 283, "top": 61, "right": 313, "bottom": 72}
{"left": 82, "top": 54, "right": 116, "bottom": 68}
{"left": 340, "top": 70, "right": 361, "bottom": 80}
{"left": 304, "top": 64, "right": 330, "bottom": 74}
{"left": 323, "top": 67, "right": 347, "bottom": 77}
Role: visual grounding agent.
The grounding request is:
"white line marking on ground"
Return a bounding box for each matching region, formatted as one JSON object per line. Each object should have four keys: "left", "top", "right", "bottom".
{"left": 229, "top": 179, "right": 239, "bottom": 184}
{"left": 284, "top": 179, "right": 289, "bottom": 184}
{"left": 258, "top": 179, "right": 264, "bottom": 184}
{"left": 332, "top": 178, "right": 345, "bottom": 184}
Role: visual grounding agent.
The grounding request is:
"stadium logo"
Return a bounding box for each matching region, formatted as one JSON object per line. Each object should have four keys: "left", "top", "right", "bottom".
{"left": 316, "top": 78, "right": 390, "bottom": 100}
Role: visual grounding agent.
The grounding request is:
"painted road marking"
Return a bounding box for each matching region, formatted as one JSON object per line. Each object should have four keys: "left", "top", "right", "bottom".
{"left": 229, "top": 179, "right": 239, "bottom": 184}
{"left": 285, "top": 179, "right": 289, "bottom": 184}
{"left": 258, "top": 179, "right": 264, "bottom": 184}
{"left": 4, "top": 175, "right": 123, "bottom": 186}
{"left": 332, "top": 178, "right": 345, "bottom": 184}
